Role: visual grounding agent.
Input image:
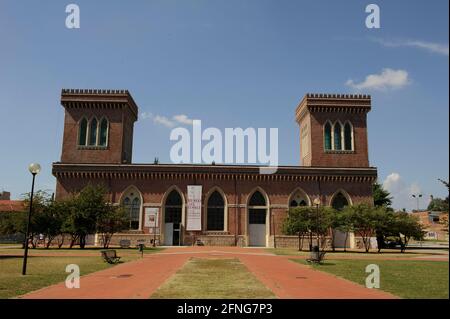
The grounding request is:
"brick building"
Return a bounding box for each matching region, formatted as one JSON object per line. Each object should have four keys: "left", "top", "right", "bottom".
{"left": 52, "top": 89, "right": 377, "bottom": 248}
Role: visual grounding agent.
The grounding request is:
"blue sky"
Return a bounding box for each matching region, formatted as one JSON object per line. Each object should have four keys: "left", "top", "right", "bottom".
{"left": 0, "top": 0, "right": 448, "bottom": 210}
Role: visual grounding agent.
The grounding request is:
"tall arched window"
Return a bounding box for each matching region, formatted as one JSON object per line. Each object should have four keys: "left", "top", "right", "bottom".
{"left": 248, "top": 191, "right": 267, "bottom": 224}
{"left": 324, "top": 122, "right": 332, "bottom": 151}
{"left": 88, "top": 118, "right": 98, "bottom": 146}
{"left": 331, "top": 192, "right": 349, "bottom": 211}
{"left": 121, "top": 187, "right": 142, "bottom": 230}
{"left": 344, "top": 122, "right": 353, "bottom": 151}
{"left": 78, "top": 118, "right": 88, "bottom": 146}
{"left": 165, "top": 190, "right": 182, "bottom": 224}
{"left": 333, "top": 122, "right": 342, "bottom": 150}
{"left": 99, "top": 118, "right": 108, "bottom": 146}
{"left": 123, "top": 196, "right": 140, "bottom": 230}
{"left": 207, "top": 191, "right": 225, "bottom": 231}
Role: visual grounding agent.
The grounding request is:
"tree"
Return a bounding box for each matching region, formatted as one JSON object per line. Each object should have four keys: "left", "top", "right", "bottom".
{"left": 69, "top": 184, "right": 109, "bottom": 248}
{"left": 282, "top": 206, "right": 334, "bottom": 251}
{"left": 96, "top": 204, "right": 129, "bottom": 248}
{"left": 283, "top": 207, "right": 314, "bottom": 251}
{"left": 22, "top": 190, "right": 52, "bottom": 248}
{"left": 390, "top": 212, "right": 425, "bottom": 253}
{"left": 373, "top": 182, "right": 393, "bottom": 208}
{"left": 427, "top": 197, "right": 449, "bottom": 212}
{"left": 346, "top": 204, "right": 379, "bottom": 252}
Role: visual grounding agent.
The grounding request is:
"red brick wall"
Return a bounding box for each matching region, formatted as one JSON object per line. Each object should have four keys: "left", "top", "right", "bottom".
{"left": 60, "top": 107, "right": 134, "bottom": 164}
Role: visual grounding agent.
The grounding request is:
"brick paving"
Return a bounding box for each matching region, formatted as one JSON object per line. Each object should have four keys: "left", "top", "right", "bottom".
{"left": 19, "top": 246, "right": 405, "bottom": 299}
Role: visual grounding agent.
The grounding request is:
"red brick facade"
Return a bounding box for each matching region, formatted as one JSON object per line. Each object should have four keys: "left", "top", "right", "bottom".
{"left": 53, "top": 89, "right": 377, "bottom": 247}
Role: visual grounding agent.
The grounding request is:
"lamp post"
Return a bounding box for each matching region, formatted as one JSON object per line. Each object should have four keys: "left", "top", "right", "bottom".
{"left": 412, "top": 194, "right": 422, "bottom": 212}
{"left": 313, "top": 197, "right": 321, "bottom": 249}
{"left": 22, "top": 163, "right": 41, "bottom": 276}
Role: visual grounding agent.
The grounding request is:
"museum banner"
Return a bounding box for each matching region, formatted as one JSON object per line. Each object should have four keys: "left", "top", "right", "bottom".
{"left": 144, "top": 207, "right": 159, "bottom": 233}
{"left": 186, "top": 185, "right": 202, "bottom": 231}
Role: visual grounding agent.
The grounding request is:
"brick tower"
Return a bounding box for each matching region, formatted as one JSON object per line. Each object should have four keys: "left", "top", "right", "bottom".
{"left": 59, "top": 89, "right": 138, "bottom": 164}
{"left": 296, "top": 93, "right": 371, "bottom": 167}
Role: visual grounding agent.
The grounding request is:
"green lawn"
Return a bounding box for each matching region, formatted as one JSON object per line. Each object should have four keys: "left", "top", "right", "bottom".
{"left": 0, "top": 247, "right": 163, "bottom": 299}
{"left": 151, "top": 258, "right": 276, "bottom": 299}
{"left": 266, "top": 248, "right": 441, "bottom": 259}
{"left": 291, "top": 259, "right": 449, "bottom": 299}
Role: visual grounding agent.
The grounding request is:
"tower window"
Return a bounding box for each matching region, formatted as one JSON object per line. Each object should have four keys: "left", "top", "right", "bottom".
{"left": 334, "top": 123, "right": 342, "bottom": 150}
{"left": 344, "top": 122, "right": 353, "bottom": 150}
{"left": 88, "top": 118, "right": 98, "bottom": 146}
{"left": 324, "top": 122, "right": 332, "bottom": 150}
{"left": 78, "top": 118, "right": 88, "bottom": 146}
{"left": 99, "top": 118, "right": 108, "bottom": 146}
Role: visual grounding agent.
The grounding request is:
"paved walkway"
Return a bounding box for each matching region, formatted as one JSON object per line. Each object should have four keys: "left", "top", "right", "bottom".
{"left": 21, "top": 246, "right": 398, "bottom": 299}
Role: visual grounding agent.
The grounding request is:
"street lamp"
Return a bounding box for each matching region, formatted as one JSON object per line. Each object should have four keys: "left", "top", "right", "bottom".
{"left": 412, "top": 194, "right": 422, "bottom": 212}
{"left": 313, "top": 197, "right": 321, "bottom": 249}
{"left": 22, "top": 163, "right": 41, "bottom": 275}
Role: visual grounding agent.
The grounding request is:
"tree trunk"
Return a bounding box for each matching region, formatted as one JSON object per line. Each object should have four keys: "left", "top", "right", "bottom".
{"left": 343, "top": 232, "right": 348, "bottom": 252}
{"left": 79, "top": 235, "right": 86, "bottom": 249}
{"left": 298, "top": 232, "right": 301, "bottom": 251}
{"left": 331, "top": 229, "right": 336, "bottom": 252}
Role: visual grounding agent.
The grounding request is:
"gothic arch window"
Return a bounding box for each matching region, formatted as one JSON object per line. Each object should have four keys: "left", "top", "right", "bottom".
{"left": 333, "top": 122, "right": 343, "bottom": 151}
{"left": 207, "top": 191, "right": 225, "bottom": 231}
{"left": 99, "top": 117, "right": 109, "bottom": 147}
{"left": 248, "top": 190, "right": 267, "bottom": 224}
{"left": 121, "top": 188, "right": 142, "bottom": 230}
{"left": 289, "top": 189, "right": 310, "bottom": 207}
{"left": 78, "top": 118, "right": 88, "bottom": 146}
{"left": 331, "top": 192, "right": 350, "bottom": 211}
{"left": 324, "top": 122, "right": 332, "bottom": 151}
{"left": 164, "top": 190, "right": 182, "bottom": 224}
{"left": 344, "top": 122, "right": 353, "bottom": 151}
{"left": 88, "top": 118, "right": 98, "bottom": 146}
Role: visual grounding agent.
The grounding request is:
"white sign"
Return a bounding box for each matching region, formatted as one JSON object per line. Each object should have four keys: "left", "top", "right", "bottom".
{"left": 186, "top": 185, "right": 202, "bottom": 231}
{"left": 144, "top": 207, "right": 159, "bottom": 228}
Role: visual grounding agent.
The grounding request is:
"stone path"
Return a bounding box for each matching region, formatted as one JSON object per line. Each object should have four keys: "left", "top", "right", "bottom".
{"left": 21, "top": 246, "right": 398, "bottom": 299}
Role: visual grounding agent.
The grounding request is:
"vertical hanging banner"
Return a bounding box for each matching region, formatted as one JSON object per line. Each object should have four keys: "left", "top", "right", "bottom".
{"left": 186, "top": 185, "right": 202, "bottom": 231}
{"left": 144, "top": 207, "right": 159, "bottom": 228}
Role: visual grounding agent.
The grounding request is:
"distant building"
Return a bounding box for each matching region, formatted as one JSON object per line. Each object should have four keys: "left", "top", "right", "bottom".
{"left": 0, "top": 191, "right": 11, "bottom": 200}
{"left": 412, "top": 211, "right": 449, "bottom": 241}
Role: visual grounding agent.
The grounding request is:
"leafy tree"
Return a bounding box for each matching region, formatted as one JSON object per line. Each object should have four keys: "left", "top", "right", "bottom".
{"left": 22, "top": 190, "right": 52, "bottom": 248}
{"left": 283, "top": 207, "right": 314, "bottom": 251}
{"left": 427, "top": 197, "right": 449, "bottom": 212}
{"left": 346, "top": 204, "right": 380, "bottom": 252}
{"left": 373, "top": 182, "right": 393, "bottom": 208}
{"left": 390, "top": 212, "right": 425, "bottom": 253}
{"left": 283, "top": 206, "right": 334, "bottom": 251}
{"left": 69, "top": 184, "right": 109, "bottom": 248}
{"left": 97, "top": 204, "right": 129, "bottom": 248}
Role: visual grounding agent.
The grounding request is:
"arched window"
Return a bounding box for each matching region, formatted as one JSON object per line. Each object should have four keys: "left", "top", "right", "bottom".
{"left": 324, "top": 122, "right": 332, "bottom": 151}
{"left": 165, "top": 190, "right": 182, "bottom": 224}
{"left": 333, "top": 122, "right": 342, "bottom": 150}
{"left": 289, "top": 190, "right": 309, "bottom": 207}
{"left": 344, "top": 122, "right": 353, "bottom": 151}
{"left": 99, "top": 118, "right": 108, "bottom": 146}
{"left": 249, "top": 191, "right": 266, "bottom": 206}
{"left": 88, "top": 118, "right": 98, "bottom": 146}
{"left": 207, "top": 191, "right": 225, "bottom": 231}
{"left": 248, "top": 191, "right": 267, "bottom": 224}
{"left": 121, "top": 187, "right": 142, "bottom": 230}
{"left": 78, "top": 118, "right": 88, "bottom": 146}
{"left": 331, "top": 192, "right": 349, "bottom": 211}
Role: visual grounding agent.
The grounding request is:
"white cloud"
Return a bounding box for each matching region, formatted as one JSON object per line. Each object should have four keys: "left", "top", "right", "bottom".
{"left": 140, "top": 112, "right": 195, "bottom": 128}
{"left": 173, "top": 114, "right": 194, "bottom": 125}
{"left": 346, "top": 68, "right": 410, "bottom": 91}
{"left": 374, "top": 38, "right": 449, "bottom": 56}
{"left": 382, "top": 172, "right": 430, "bottom": 211}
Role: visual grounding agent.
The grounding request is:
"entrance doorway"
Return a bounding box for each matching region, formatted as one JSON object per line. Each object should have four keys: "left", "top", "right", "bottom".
{"left": 248, "top": 191, "right": 268, "bottom": 247}
{"left": 164, "top": 190, "right": 183, "bottom": 246}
